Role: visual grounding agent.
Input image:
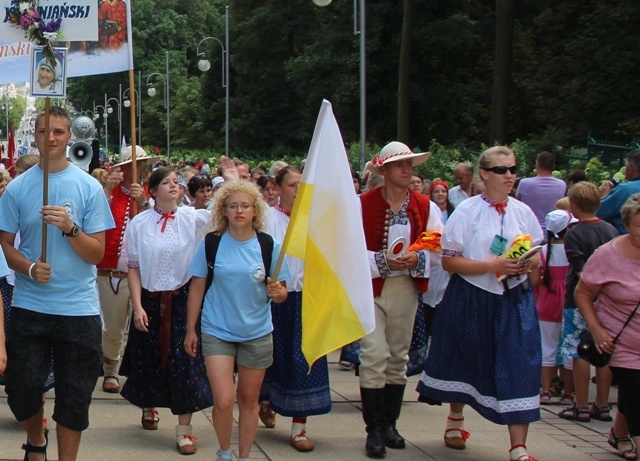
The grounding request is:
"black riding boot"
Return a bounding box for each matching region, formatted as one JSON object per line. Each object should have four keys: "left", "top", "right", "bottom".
{"left": 360, "top": 387, "right": 387, "bottom": 458}
{"left": 382, "top": 384, "right": 406, "bottom": 449}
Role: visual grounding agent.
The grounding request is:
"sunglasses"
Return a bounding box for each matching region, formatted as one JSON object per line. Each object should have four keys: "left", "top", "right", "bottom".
{"left": 482, "top": 165, "right": 517, "bottom": 175}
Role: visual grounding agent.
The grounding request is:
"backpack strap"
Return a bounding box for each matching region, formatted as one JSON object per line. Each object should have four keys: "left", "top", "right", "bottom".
{"left": 204, "top": 232, "right": 222, "bottom": 294}
{"left": 256, "top": 232, "right": 274, "bottom": 284}
{"left": 204, "top": 231, "right": 275, "bottom": 293}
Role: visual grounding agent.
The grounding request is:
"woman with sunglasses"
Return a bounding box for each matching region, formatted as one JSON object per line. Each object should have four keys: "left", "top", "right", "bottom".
{"left": 188, "top": 174, "right": 213, "bottom": 210}
{"left": 417, "top": 146, "right": 544, "bottom": 461}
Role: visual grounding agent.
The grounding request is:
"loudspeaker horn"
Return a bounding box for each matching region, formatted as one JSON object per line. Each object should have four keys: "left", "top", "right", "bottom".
{"left": 68, "top": 141, "right": 93, "bottom": 166}
{"left": 71, "top": 116, "right": 96, "bottom": 140}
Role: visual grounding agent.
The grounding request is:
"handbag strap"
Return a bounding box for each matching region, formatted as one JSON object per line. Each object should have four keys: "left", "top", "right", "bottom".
{"left": 612, "top": 300, "right": 640, "bottom": 344}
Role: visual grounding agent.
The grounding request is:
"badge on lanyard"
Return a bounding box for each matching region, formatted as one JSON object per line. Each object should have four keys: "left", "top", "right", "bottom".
{"left": 489, "top": 234, "right": 508, "bottom": 256}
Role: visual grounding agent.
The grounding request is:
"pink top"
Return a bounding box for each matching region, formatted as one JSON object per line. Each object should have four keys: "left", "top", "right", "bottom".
{"left": 536, "top": 243, "right": 568, "bottom": 322}
{"left": 581, "top": 238, "right": 640, "bottom": 370}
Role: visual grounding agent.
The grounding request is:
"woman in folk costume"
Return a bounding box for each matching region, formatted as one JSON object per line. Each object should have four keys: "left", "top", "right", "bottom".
{"left": 417, "top": 146, "right": 544, "bottom": 461}
{"left": 120, "top": 167, "right": 212, "bottom": 455}
{"left": 258, "top": 165, "right": 331, "bottom": 452}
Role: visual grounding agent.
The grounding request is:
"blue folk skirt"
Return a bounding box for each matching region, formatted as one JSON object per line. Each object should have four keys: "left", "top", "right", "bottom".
{"left": 120, "top": 283, "right": 212, "bottom": 415}
{"left": 260, "top": 291, "right": 331, "bottom": 417}
{"left": 416, "top": 275, "right": 541, "bottom": 425}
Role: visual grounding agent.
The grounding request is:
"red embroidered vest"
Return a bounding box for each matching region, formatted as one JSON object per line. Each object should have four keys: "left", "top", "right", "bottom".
{"left": 97, "top": 186, "right": 132, "bottom": 269}
{"left": 360, "top": 188, "right": 431, "bottom": 297}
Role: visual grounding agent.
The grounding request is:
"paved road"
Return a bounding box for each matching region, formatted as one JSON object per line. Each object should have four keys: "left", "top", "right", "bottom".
{"left": 0, "top": 352, "right": 626, "bottom": 460}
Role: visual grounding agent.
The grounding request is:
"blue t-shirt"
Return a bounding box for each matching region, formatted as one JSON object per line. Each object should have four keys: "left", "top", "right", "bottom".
{"left": 189, "top": 232, "right": 291, "bottom": 342}
{"left": 0, "top": 164, "right": 115, "bottom": 316}
{"left": 0, "top": 248, "right": 9, "bottom": 279}
{"left": 596, "top": 178, "right": 640, "bottom": 235}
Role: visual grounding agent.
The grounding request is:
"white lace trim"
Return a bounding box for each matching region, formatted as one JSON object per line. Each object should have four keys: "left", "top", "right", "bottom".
{"left": 420, "top": 374, "right": 539, "bottom": 413}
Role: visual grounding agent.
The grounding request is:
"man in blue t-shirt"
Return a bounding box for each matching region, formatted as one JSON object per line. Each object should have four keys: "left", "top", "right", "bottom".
{"left": 0, "top": 106, "right": 114, "bottom": 461}
{"left": 597, "top": 149, "right": 640, "bottom": 235}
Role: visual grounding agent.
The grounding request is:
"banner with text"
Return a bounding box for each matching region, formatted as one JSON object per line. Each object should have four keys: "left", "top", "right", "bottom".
{"left": 0, "top": 0, "right": 130, "bottom": 84}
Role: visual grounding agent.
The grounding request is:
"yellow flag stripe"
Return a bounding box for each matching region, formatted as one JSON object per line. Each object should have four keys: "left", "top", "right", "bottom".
{"left": 301, "top": 237, "right": 367, "bottom": 369}
{"left": 283, "top": 182, "right": 313, "bottom": 260}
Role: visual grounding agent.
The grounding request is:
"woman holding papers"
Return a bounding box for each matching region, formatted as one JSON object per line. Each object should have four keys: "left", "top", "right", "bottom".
{"left": 417, "top": 146, "right": 544, "bottom": 461}
{"left": 258, "top": 165, "right": 332, "bottom": 452}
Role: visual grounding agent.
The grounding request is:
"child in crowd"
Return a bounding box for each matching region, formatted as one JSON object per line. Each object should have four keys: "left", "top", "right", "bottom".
{"left": 558, "top": 182, "right": 618, "bottom": 422}
{"left": 532, "top": 210, "right": 572, "bottom": 404}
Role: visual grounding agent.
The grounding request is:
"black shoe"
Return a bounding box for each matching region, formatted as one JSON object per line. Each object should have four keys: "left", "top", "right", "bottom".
{"left": 382, "top": 425, "right": 405, "bottom": 449}
{"left": 365, "top": 426, "right": 386, "bottom": 458}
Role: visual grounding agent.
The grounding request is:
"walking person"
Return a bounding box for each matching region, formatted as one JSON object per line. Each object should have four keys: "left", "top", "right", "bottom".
{"left": 359, "top": 141, "right": 442, "bottom": 458}
{"left": 575, "top": 193, "right": 640, "bottom": 460}
{"left": 98, "top": 146, "right": 156, "bottom": 394}
{"left": 532, "top": 210, "right": 572, "bottom": 405}
{"left": 120, "top": 167, "right": 212, "bottom": 455}
{"left": 258, "top": 165, "right": 331, "bottom": 452}
{"left": 558, "top": 182, "right": 618, "bottom": 423}
{"left": 417, "top": 146, "right": 544, "bottom": 461}
{"left": 0, "top": 105, "right": 114, "bottom": 461}
{"left": 185, "top": 181, "right": 290, "bottom": 461}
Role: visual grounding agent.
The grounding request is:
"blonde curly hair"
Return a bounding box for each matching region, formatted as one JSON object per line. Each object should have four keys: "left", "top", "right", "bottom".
{"left": 209, "top": 180, "right": 267, "bottom": 235}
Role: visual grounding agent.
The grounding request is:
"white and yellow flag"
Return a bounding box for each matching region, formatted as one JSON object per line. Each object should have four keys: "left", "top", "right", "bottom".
{"left": 281, "top": 99, "right": 375, "bottom": 369}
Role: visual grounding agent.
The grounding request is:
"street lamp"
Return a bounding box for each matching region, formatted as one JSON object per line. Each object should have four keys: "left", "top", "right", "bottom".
{"left": 196, "top": 5, "right": 230, "bottom": 156}
{"left": 123, "top": 82, "right": 142, "bottom": 145}
{"left": 2, "top": 100, "right": 12, "bottom": 141}
{"left": 106, "top": 93, "right": 122, "bottom": 152}
{"left": 94, "top": 103, "right": 108, "bottom": 154}
{"left": 314, "top": 0, "right": 366, "bottom": 171}
{"left": 146, "top": 51, "right": 170, "bottom": 158}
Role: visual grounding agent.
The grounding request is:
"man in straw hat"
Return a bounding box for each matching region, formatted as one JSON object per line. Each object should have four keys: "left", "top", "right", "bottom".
{"left": 98, "top": 146, "right": 159, "bottom": 396}
{"left": 0, "top": 105, "right": 115, "bottom": 460}
{"left": 358, "top": 141, "right": 443, "bottom": 458}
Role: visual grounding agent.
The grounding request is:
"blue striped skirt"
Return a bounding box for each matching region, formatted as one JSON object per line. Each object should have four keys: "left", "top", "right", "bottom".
{"left": 260, "top": 291, "right": 331, "bottom": 417}
{"left": 416, "top": 275, "right": 541, "bottom": 425}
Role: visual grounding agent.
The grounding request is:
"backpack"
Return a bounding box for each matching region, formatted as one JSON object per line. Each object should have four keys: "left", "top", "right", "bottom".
{"left": 204, "top": 231, "right": 274, "bottom": 293}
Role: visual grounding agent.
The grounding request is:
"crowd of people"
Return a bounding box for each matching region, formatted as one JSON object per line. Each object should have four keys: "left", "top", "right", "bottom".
{"left": 0, "top": 105, "right": 639, "bottom": 461}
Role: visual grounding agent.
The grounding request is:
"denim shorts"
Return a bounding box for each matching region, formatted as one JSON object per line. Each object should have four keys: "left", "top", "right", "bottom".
{"left": 201, "top": 332, "right": 273, "bottom": 369}
{"left": 5, "top": 307, "right": 102, "bottom": 431}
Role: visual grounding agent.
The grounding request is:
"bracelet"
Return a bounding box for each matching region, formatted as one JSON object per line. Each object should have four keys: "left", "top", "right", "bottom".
{"left": 28, "top": 262, "right": 36, "bottom": 280}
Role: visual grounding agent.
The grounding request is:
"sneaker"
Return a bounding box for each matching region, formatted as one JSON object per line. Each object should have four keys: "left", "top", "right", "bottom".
{"left": 338, "top": 360, "right": 354, "bottom": 371}
{"left": 559, "top": 393, "right": 574, "bottom": 406}
{"left": 540, "top": 392, "right": 552, "bottom": 405}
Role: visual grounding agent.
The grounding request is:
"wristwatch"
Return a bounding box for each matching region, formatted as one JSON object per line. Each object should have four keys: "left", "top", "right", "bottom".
{"left": 63, "top": 223, "right": 80, "bottom": 237}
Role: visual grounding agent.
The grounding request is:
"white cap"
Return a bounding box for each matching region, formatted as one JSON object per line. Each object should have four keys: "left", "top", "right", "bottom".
{"left": 545, "top": 210, "right": 575, "bottom": 237}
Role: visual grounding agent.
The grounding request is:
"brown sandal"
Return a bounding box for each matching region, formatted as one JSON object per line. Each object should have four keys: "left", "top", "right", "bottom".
{"left": 444, "top": 416, "right": 469, "bottom": 450}
{"left": 141, "top": 408, "right": 159, "bottom": 430}
{"left": 510, "top": 444, "right": 539, "bottom": 461}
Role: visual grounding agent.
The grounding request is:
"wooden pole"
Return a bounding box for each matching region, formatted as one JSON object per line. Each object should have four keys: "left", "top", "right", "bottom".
{"left": 40, "top": 98, "right": 51, "bottom": 263}
{"left": 129, "top": 69, "right": 138, "bottom": 215}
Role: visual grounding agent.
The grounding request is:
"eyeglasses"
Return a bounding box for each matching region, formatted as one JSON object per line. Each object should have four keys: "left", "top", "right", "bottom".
{"left": 225, "top": 203, "right": 254, "bottom": 211}
{"left": 482, "top": 165, "right": 517, "bottom": 175}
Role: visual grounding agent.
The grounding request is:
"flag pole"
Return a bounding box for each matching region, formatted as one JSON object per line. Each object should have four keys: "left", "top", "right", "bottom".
{"left": 124, "top": 0, "right": 138, "bottom": 214}
{"left": 128, "top": 69, "right": 138, "bottom": 215}
{"left": 40, "top": 98, "right": 51, "bottom": 263}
